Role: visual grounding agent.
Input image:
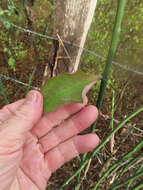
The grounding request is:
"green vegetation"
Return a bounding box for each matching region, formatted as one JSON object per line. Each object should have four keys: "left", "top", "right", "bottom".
{"left": 0, "top": 0, "right": 143, "bottom": 190}
{"left": 41, "top": 71, "right": 101, "bottom": 113}
{"left": 59, "top": 106, "right": 143, "bottom": 189}
{"left": 81, "top": 0, "right": 143, "bottom": 99}
{"left": 0, "top": 79, "right": 9, "bottom": 104}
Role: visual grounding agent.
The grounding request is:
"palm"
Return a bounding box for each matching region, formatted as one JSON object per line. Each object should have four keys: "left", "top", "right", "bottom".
{"left": 17, "top": 132, "right": 50, "bottom": 189}
{"left": 0, "top": 100, "right": 99, "bottom": 190}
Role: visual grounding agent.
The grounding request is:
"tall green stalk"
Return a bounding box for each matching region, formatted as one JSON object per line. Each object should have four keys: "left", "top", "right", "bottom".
{"left": 92, "top": 0, "right": 126, "bottom": 131}
{"left": 59, "top": 106, "right": 143, "bottom": 189}
{"left": 0, "top": 79, "right": 9, "bottom": 105}
{"left": 75, "top": 1, "right": 127, "bottom": 188}
{"left": 25, "top": 68, "right": 36, "bottom": 96}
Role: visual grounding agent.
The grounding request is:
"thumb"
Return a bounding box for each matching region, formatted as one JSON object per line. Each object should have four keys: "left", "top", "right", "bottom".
{"left": 0, "top": 91, "right": 43, "bottom": 188}
{"left": 0, "top": 90, "right": 43, "bottom": 142}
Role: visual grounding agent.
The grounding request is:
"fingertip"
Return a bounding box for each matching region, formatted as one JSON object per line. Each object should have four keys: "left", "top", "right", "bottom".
{"left": 74, "top": 134, "right": 100, "bottom": 154}
{"left": 26, "top": 90, "right": 43, "bottom": 104}
{"left": 86, "top": 105, "right": 98, "bottom": 119}
{"left": 87, "top": 133, "right": 100, "bottom": 147}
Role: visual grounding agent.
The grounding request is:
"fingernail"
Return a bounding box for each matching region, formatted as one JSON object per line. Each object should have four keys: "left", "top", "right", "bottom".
{"left": 26, "top": 91, "right": 38, "bottom": 103}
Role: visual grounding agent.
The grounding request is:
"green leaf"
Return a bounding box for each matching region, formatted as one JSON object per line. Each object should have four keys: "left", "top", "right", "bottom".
{"left": 8, "top": 57, "right": 16, "bottom": 71}
{"left": 41, "top": 70, "right": 101, "bottom": 113}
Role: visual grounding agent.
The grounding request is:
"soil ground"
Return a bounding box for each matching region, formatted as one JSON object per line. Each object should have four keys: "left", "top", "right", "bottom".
{"left": 0, "top": 0, "right": 143, "bottom": 189}
{"left": 0, "top": 56, "right": 143, "bottom": 190}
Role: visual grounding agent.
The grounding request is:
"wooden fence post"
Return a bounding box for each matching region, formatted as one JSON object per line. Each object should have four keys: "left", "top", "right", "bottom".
{"left": 53, "top": 0, "right": 98, "bottom": 74}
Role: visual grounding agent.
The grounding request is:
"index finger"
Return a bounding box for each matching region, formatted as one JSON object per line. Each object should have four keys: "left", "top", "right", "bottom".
{"left": 31, "top": 102, "right": 86, "bottom": 138}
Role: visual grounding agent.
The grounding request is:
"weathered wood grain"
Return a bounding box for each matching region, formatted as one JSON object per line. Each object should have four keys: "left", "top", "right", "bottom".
{"left": 54, "top": 0, "right": 97, "bottom": 73}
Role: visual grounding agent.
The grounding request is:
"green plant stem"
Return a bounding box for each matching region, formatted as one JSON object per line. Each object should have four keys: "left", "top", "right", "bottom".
{"left": 111, "top": 151, "right": 143, "bottom": 189}
{"left": 25, "top": 68, "right": 36, "bottom": 96}
{"left": 75, "top": 0, "right": 127, "bottom": 188}
{"left": 38, "top": 23, "right": 50, "bottom": 45}
{"left": 59, "top": 106, "right": 143, "bottom": 190}
{"left": 75, "top": 169, "right": 81, "bottom": 189}
{"left": 125, "top": 163, "right": 143, "bottom": 190}
{"left": 94, "top": 139, "right": 143, "bottom": 190}
{"left": 92, "top": 0, "right": 126, "bottom": 131}
{"left": 119, "top": 151, "right": 143, "bottom": 178}
{"left": 130, "top": 180, "right": 143, "bottom": 190}
{"left": 8, "top": 0, "right": 15, "bottom": 7}
{"left": 108, "top": 170, "right": 143, "bottom": 190}
{"left": 75, "top": 0, "right": 126, "bottom": 185}
{"left": 111, "top": 90, "right": 115, "bottom": 130}
{"left": 110, "top": 90, "right": 115, "bottom": 153}
{"left": 75, "top": 153, "right": 88, "bottom": 190}
{"left": 77, "top": 0, "right": 126, "bottom": 183}
{"left": 0, "top": 79, "right": 9, "bottom": 104}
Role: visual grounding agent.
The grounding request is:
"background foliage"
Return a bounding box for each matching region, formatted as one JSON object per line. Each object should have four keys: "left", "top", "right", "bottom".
{"left": 0, "top": 0, "right": 143, "bottom": 189}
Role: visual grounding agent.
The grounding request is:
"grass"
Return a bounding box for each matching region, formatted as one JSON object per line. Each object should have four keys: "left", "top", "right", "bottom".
{"left": 0, "top": 0, "right": 143, "bottom": 189}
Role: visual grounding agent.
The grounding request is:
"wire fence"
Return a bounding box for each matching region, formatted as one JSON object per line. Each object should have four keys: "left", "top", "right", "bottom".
{"left": 0, "top": 4, "right": 143, "bottom": 190}
{"left": 0, "top": 20, "right": 143, "bottom": 90}
{"left": 0, "top": 73, "right": 40, "bottom": 90}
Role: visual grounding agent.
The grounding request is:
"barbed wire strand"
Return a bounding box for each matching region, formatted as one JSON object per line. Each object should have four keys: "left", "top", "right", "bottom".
{"left": 1, "top": 21, "right": 143, "bottom": 91}
{"left": 2, "top": 21, "right": 143, "bottom": 77}
{"left": 0, "top": 73, "right": 40, "bottom": 90}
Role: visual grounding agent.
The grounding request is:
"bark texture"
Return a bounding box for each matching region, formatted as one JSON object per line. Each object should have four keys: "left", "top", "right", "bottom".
{"left": 54, "top": 0, "right": 97, "bottom": 74}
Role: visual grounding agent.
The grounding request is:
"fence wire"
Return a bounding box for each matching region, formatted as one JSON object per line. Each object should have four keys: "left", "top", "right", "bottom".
{"left": 0, "top": 73, "right": 40, "bottom": 90}
{"left": 0, "top": 20, "right": 143, "bottom": 90}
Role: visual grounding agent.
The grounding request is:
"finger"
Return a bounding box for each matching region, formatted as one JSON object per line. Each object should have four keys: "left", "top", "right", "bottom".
{"left": 45, "top": 134, "right": 99, "bottom": 172}
{"left": 83, "top": 95, "right": 88, "bottom": 105}
{"left": 0, "top": 91, "right": 43, "bottom": 151}
{"left": 31, "top": 102, "right": 87, "bottom": 138}
{"left": 0, "top": 99, "right": 25, "bottom": 122}
{"left": 39, "top": 106, "right": 98, "bottom": 153}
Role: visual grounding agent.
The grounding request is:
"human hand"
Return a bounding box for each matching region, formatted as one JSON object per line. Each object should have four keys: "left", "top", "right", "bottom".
{"left": 0, "top": 90, "right": 99, "bottom": 190}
